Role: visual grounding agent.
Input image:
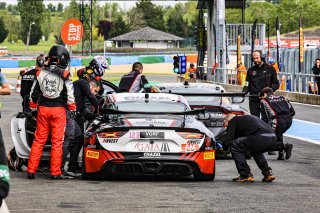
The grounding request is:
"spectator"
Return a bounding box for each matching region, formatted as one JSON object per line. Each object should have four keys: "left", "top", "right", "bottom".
{"left": 311, "top": 58, "right": 320, "bottom": 95}
{"left": 27, "top": 45, "right": 76, "bottom": 180}
{"left": 260, "top": 87, "right": 294, "bottom": 160}
{"left": 242, "top": 50, "right": 279, "bottom": 118}
{"left": 0, "top": 69, "right": 11, "bottom": 96}
{"left": 222, "top": 114, "right": 277, "bottom": 182}
{"left": 117, "top": 62, "right": 151, "bottom": 93}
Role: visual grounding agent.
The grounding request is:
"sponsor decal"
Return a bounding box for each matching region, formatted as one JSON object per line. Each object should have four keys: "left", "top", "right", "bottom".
{"left": 86, "top": 150, "right": 99, "bottom": 159}
{"left": 187, "top": 140, "right": 201, "bottom": 145}
{"left": 135, "top": 143, "right": 161, "bottom": 152}
{"left": 103, "top": 139, "right": 118, "bottom": 143}
{"left": 253, "top": 71, "right": 257, "bottom": 75}
{"left": 143, "top": 152, "right": 161, "bottom": 157}
{"left": 181, "top": 144, "right": 199, "bottom": 151}
{"left": 205, "top": 147, "right": 214, "bottom": 150}
{"left": 123, "top": 96, "right": 173, "bottom": 102}
{"left": 204, "top": 152, "right": 215, "bottom": 160}
{"left": 161, "top": 142, "right": 170, "bottom": 152}
{"left": 87, "top": 144, "right": 96, "bottom": 148}
{"left": 210, "top": 113, "right": 224, "bottom": 117}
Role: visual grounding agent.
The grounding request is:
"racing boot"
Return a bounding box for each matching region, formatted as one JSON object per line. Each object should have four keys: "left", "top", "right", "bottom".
{"left": 232, "top": 173, "right": 254, "bottom": 182}
{"left": 284, "top": 143, "right": 293, "bottom": 160}
{"left": 27, "top": 173, "right": 35, "bottom": 179}
{"left": 67, "top": 166, "right": 82, "bottom": 177}
{"left": 277, "top": 151, "right": 285, "bottom": 160}
{"left": 262, "top": 168, "right": 275, "bottom": 182}
{"left": 51, "top": 174, "right": 73, "bottom": 180}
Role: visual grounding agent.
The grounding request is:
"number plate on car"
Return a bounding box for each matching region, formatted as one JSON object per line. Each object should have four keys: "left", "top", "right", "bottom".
{"left": 140, "top": 132, "right": 164, "bottom": 138}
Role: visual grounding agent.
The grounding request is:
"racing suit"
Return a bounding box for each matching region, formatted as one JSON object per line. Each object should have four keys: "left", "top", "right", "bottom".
{"left": 312, "top": 66, "right": 320, "bottom": 94}
{"left": 243, "top": 63, "right": 279, "bottom": 117}
{"left": 67, "top": 79, "right": 99, "bottom": 171}
{"left": 27, "top": 67, "right": 76, "bottom": 176}
{"left": 0, "top": 128, "right": 9, "bottom": 207}
{"left": 222, "top": 115, "right": 277, "bottom": 178}
{"left": 21, "top": 68, "right": 37, "bottom": 112}
{"left": 117, "top": 70, "right": 151, "bottom": 93}
{"left": 260, "top": 95, "right": 295, "bottom": 152}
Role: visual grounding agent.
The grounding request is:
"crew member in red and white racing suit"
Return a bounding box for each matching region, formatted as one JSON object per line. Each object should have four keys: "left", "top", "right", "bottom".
{"left": 27, "top": 45, "right": 76, "bottom": 180}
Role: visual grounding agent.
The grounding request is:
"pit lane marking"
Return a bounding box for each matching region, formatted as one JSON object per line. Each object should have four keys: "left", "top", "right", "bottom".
{"left": 284, "top": 119, "right": 320, "bottom": 145}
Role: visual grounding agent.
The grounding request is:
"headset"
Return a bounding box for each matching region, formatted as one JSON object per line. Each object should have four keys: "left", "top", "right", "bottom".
{"left": 251, "top": 50, "right": 266, "bottom": 62}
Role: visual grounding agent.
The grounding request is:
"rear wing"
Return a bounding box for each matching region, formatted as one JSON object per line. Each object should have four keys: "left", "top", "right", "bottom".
{"left": 164, "top": 91, "right": 246, "bottom": 104}
{"left": 100, "top": 108, "right": 205, "bottom": 115}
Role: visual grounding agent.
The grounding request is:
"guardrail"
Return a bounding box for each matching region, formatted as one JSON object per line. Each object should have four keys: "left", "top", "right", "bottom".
{"left": 196, "top": 67, "right": 320, "bottom": 95}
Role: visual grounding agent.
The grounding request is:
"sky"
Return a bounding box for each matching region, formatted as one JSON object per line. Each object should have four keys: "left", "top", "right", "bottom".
{"left": 1, "top": 0, "right": 190, "bottom": 10}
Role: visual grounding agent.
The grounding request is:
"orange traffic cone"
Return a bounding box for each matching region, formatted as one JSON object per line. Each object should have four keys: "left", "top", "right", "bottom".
{"left": 15, "top": 75, "right": 21, "bottom": 93}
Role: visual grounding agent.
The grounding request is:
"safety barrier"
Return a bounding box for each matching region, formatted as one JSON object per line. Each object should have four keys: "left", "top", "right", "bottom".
{"left": 199, "top": 66, "right": 320, "bottom": 95}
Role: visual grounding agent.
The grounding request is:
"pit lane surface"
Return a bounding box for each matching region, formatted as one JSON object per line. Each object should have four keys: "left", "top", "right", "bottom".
{"left": 2, "top": 76, "right": 320, "bottom": 212}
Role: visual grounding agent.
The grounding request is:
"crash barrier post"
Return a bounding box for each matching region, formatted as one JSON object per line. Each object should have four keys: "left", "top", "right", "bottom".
{"left": 207, "top": 67, "right": 237, "bottom": 85}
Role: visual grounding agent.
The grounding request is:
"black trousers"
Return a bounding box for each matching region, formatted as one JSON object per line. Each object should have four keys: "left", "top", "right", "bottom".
{"left": 274, "top": 117, "right": 292, "bottom": 151}
{"left": 231, "top": 134, "right": 277, "bottom": 177}
{"left": 249, "top": 101, "right": 261, "bottom": 118}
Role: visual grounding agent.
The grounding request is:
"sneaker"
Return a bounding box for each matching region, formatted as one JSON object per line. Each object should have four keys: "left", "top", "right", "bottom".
{"left": 67, "top": 167, "right": 82, "bottom": 177}
{"left": 27, "top": 173, "right": 35, "bottom": 179}
{"left": 268, "top": 151, "right": 276, "bottom": 155}
{"left": 284, "top": 143, "right": 293, "bottom": 160}
{"left": 232, "top": 174, "right": 254, "bottom": 182}
{"left": 277, "top": 151, "right": 285, "bottom": 160}
{"left": 262, "top": 175, "right": 275, "bottom": 182}
{"left": 262, "top": 169, "right": 275, "bottom": 182}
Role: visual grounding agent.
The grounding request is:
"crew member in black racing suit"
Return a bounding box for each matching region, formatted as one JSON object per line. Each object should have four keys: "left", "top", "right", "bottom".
{"left": 117, "top": 62, "right": 151, "bottom": 93}
{"left": 222, "top": 114, "right": 277, "bottom": 182}
{"left": 260, "top": 87, "right": 294, "bottom": 160}
{"left": 20, "top": 54, "right": 46, "bottom": 112}
{"left": 243, "top": 50, "right": 279, "bottom": 118}
{"left": 66, "top": 70, "right": 100, "bottom": 176}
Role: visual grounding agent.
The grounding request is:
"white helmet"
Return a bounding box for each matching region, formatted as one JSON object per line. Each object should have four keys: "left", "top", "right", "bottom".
{"left": 89, "top": 56, "right": 110, "bottom": 76}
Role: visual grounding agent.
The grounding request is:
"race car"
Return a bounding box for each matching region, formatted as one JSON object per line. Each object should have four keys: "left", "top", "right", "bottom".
{"left": 83, "top": 92, "right": 216, "bottom": 181}
{"left": 154, "top": 83, "right": 248, "bottom": 157}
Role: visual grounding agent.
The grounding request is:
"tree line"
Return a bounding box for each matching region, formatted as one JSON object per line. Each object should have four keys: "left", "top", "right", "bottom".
{"left": 0, "top": 0, "right": 319, "bottom": 46}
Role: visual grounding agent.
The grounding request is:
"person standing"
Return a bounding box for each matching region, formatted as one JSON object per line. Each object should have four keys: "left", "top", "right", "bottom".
{"left": 27, "top": 45, "right": 76, "bottom": 180}
{"left": 311, "top": 58, "right": 320, "bottom": 95}
{"left": 117, "top": 62, "right": 151, "bottom": 93}
{"left": 222, "top": 114, "right": 277, "bottom": 182}
{"left": 243, "top": 50, "right": 279, "bottom": 117}
{"left": 236, "top": 62, "right": 247, "bottom": 87}
{"left": 20, "top": 54, "right": 46, "bottom": 112}
{"left": 260, "top": 87, "right": 294, "bottom": 160}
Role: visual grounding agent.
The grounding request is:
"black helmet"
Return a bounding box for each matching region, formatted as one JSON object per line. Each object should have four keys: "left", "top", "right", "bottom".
{"left": 48, "top": 45, "right": 70, "bottom": 69}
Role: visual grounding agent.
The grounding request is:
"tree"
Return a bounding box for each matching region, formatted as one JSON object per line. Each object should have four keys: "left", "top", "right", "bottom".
{"left": 126, "top": 7, "right": 145, "bottom": 31}
{"left": 63, "top": 0, "right": 80, "bottom": 20}
{"left": 17, "top": 0, "right": 45, "bottom": 45}
{"left": 165, "top": 4, "right": 186, "bottom": 37}
{"left": 47, "top": 3, "right": 56, "bottom": 13}
{"left": 0, "top": 17, "right": 8, "bottom": 43}
{"left": 109, "top": 16, "right": 129, "bottom": 38}
{"left": 57, "top": 2, "right": 63, "bottom": 12}
{"left": 135, "top": 0, "right": 165, "bottom": 31}
{"left": 103, "top": 2, "right": 123, "bottom": 21}
{"left": 0, "top": 2, "right": 6, "bottom": 10}
{"left": 7, "top": 4, "right": 19, "bottom": 15}
{"left": 42, "top": 8, "right": 52, "bottom": 41}
{"left": 3, "top": 11, "right": 20, "bottom": 43}
{"left": 97, "top": 20, "right": 112, "bottom": 40}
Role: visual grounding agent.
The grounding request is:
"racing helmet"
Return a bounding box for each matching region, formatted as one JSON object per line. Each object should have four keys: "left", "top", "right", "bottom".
{"left": 89, "top": 56, "right": 109, "bottom": 77}
{"left": 48, "top": 45, "right": 70, "bottom": 69}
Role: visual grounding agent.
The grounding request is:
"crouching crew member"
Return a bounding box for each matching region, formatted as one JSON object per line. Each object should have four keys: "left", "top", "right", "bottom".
{"left": 27, "top": 45, "right": 76, "bottom": 180}
{"left": 222, "top": 114, "right": 277, "bottom": 182}
{"left": 260, "top": 87, "right": 294, "bottom": 160}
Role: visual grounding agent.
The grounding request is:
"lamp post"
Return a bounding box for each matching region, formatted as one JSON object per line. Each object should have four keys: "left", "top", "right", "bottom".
{"left": 26, "top": 21, "right": 35, "bottom": 52}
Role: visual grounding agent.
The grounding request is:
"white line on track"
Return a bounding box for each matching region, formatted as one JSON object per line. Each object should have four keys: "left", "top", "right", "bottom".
{"left": 284, "top": 133, "right": 320, "bottom": 145}
{"left": 291, "top": 101, "right": 320, "bottom": 108}
{"left": 293, "top": 118, "right": 320, "bottom": 126}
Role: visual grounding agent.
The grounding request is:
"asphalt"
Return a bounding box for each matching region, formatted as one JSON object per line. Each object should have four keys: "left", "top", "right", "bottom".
{"left": 1, "top": 76, "right": 320, "bottom": 212}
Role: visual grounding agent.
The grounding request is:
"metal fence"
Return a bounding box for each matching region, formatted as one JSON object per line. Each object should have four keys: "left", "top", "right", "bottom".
{"left": 198, "top": 67, "right": 319, "bottom": 95}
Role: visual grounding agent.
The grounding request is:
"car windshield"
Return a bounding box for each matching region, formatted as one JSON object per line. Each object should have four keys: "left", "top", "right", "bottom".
{"left": 115, "top": 101, "right": 187, "bottom": 112}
